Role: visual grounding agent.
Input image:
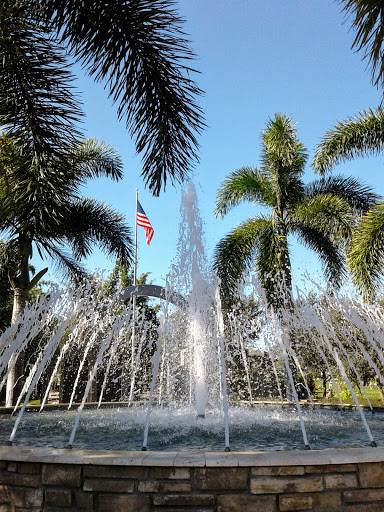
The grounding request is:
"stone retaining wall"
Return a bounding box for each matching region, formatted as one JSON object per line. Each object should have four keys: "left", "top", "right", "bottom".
{"left": 1, "top": 446, "right": 384, "bottom": 511}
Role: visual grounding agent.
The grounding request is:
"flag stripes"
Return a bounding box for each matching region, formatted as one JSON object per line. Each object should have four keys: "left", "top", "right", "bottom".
{"left": 137, "top": 200, "right": 154, "bottom": 245}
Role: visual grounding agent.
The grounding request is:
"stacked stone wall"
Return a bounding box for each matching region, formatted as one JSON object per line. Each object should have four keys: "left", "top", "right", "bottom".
{"left": 1, "top": 456, "right": 384, "bottom": 511}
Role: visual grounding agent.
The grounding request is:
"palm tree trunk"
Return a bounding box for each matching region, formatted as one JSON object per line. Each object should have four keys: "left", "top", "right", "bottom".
{"left": 5, "top": 246, "right": 30, "bottom": 407}
{"left": 5, "top": 288, "right": 28, "bottom": 407}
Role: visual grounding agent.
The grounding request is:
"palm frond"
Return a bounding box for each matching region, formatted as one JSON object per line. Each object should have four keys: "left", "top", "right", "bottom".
{"left": 348, "top": 203, "right": 384, "bottom": 300}
{"left": 41, "top": 241, "right": 87, "bottom": 282}
{"left": 69, "top": 138, "right": 123, "bottom": 182}
{"left": 0, "top": 238, "right": 18, "bottom": 274}
{"left": 42, "top": 0, "right": 205, "bottom": 196}
{"left": 305, "top": 175, "right": 380, "bottom": 215}
{"left": 312, "top": 108, "right": 384, "bottom": 174}
{"left": 2, "top": 157, "right": 72, "bottom": 240}
{"left": 289, "top": 195, "right": 354, "bottom": 246}
{"left": 63, "top": 198, "right": 133, "bottom": 267}
{"left": 213, "top": 216, "right": 271, "bottom": 298}
{"left": 261, "top": 114, "right": 307, "bottom": 207}
{"left": 0, "top": 2, "right": 83, "bottom": 169}
{"left": 291, "top": 222, "right": 347, "bottom": 288}
{"left": 0, "top": 135, "right": 128, "bottom": 243}
{"left": 261, "top": 114, "right": 307, "bottom": 177}
{"left": 341, "top": 0, "right": 384, "bottom": 89}
{"left": 0, "top": 191, "right": 15, "bottom": 234}
{"left": 214, "top": 167, "right": 275, "bottom": 218}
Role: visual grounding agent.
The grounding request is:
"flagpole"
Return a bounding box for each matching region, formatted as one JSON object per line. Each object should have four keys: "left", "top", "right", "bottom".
{"left": 129, "top": 188, "right": 138, "bottom": 404}
{"left": 133, "top": 188, "right": 138, "bottom": 286}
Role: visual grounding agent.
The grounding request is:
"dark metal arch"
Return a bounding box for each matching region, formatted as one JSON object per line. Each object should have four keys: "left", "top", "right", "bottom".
{"left": 118, "top": 284, "right": 187, "bottom": 310}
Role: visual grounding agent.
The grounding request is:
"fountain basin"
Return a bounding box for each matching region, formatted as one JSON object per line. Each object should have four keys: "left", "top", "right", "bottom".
{"left": 1, "top": 445, "right": 384, "bottom": 511}
{"left": 1, "top": 405, "right": 384, "bottom": 452}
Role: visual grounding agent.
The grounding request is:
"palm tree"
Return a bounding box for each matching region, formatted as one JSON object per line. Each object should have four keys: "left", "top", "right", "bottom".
{"left": 313, "top": 107, "right": 384, "bottom": 299}
{"left": 214, "top": 114, "right": 378, "bottom": 310}
{"left": 0, "top": 0, "right": 205, "bottom": 197}
{"left": 0, "top": 135, "right": 133, "bottom": 405}
{"left": 214, "top": 114, "right": 378, "bottom": 400}
{"left": 340, "top": 1, "right": 384, "bottom": 90}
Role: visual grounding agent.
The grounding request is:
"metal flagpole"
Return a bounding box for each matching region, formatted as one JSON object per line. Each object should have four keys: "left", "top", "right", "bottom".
{"left": 133, "top": 189, "right": 138, "bottom": 287}
{"left": 128, "top": 189, "right": 138, "bottom": 404}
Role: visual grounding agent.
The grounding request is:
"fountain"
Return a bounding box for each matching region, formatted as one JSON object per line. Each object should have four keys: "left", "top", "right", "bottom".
{"left": 1, "top": 183, "right": 384, "bottom": 510}
{"left": 0, "top": 182, "right": 384, "bottom": 450}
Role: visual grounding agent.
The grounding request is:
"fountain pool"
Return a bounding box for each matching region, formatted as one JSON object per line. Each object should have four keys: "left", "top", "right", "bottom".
{"left": 1, "top": 405, "right": 384, "bottom": 452}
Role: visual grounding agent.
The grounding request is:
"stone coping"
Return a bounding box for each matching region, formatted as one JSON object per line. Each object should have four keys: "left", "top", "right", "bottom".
{"left": 0, "top": 445, "right": 383, "bottom": 467}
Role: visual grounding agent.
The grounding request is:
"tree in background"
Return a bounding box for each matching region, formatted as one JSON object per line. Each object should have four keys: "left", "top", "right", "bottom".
{"left": 98, "top": 263, "right": 159, "bottom": 402}
{"left": 0, "top": 136, "right": 133, "bottom": 405}
{"left": 0, "top": 0, "right": 205, "bottom": 196}
{"left": 224, "top": 296, "right": 263, "bottom": 400}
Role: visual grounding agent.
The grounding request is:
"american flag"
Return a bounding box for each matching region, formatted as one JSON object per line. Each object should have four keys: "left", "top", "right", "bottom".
{"left": 137, "top": 200, "right": 154, "bottom": 245}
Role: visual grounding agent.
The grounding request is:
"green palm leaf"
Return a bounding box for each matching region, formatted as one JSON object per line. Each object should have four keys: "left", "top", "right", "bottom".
{"left": 213, "top": 217, "right": 272, "bottom": 298}
{"left": 312, "top": 108, "right": 384, "bottom": 174}
{"left": 305, "top": 175, "right": 380, "bottom": 215}
{"left": 348, "top": 203, "right": 384, "bottom": 299}
{"left": 290, "top": 222, "right": 347, "bottom": 288}
{"left": 42, "top": 241, "right": 87, "bottom": 282}
{"left": 0, "top": 2, "right": 83, "bottom": 169}
{"left": 214, "top": 113, "right": 376, "bottom": 309}
{"left": 289, "top": 195, "right": 354, "bottom": 245}
{"left": 262, "top": 115, "right": 307, "bottom": 173}
{"left": 0, "top": 133, "right": 133, "bottom": 283}
{"left": 215, "top": 167, "right": 275, "bottom": 219}
{"left": 256, "top": 222, "right": 290, "bottom": 309}
{"left": 261, "top": 114, "right": 307, "bottom": 205}
{"left": 341, "top": 1, "right": 384, "bottom": 89}
{"left": 68, "top": 139, "right": 123, "bottom": 183}
{"left": 63, "top": 198, "right": 133, "bottom": 267}
{"left": 41, "top": 0, "right": 205, "bottom": 196}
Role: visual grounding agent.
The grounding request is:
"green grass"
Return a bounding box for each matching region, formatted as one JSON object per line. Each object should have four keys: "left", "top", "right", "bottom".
{"left": 314, "top": 380, "right": 383, "bottom": 406}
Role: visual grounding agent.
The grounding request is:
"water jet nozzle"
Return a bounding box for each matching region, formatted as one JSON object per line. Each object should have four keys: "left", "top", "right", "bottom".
{"left": 370, "top": 440, "right": 377, "bottom": 447}
{"left": 67, "top": 444, "right": 73, "bottom": 450}
{"left": 225, "top": 446, "right": 231, "bottom": 452}
{"left": 141, "top": 446, "right": 147, "bottom": 451}
{"left": 197, "top": 414, "right": 205, "bottom": 419}
{"left": 304, "top": 445, "right": 311, "bottom": 450}
{"left": 4, "top": 440, "right": 12, "bottom": 446}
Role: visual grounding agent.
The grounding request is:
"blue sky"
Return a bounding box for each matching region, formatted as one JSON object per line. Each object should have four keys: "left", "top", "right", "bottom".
{"left": 38, "top": 0, "right": 383, "bottom": 288}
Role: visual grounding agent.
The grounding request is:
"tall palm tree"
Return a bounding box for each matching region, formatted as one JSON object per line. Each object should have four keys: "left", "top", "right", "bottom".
{"left": 340, "top": 1, "right": 384, "bottom": 91}
{"left": 214, "top": 114, "right": 378, "bottom": 310}
{"left": 313, "top": 107, "right": 384, "bottom": 299}
{"left": 214, "top": 114, "right": 378, "bottom": 400}
{"left": 0, "top": 0, "right": 205, "bottom": 197}
{"left": 0, "top": 135, "right": 133, "bottom": 405}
